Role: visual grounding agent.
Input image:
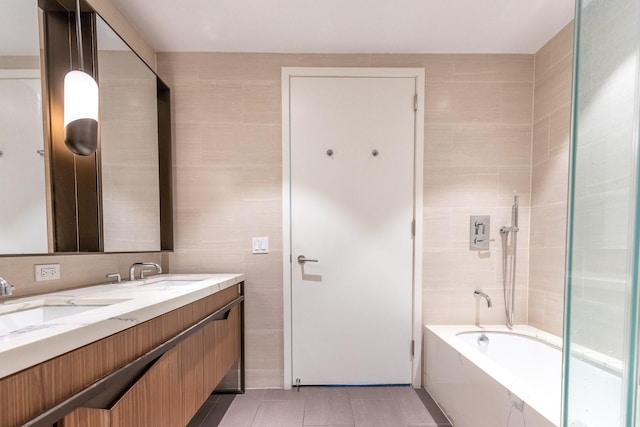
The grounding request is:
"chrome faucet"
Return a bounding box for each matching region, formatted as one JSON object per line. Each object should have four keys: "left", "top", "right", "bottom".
{"left": 473, "top": 289, "right": 492, "bottom": 308}
{"left": 0, "top": 277, "right": 15, "bottom": 296}
{"left": 129, "top": 262, "right": 162, "bottom": 281}
{"left": 106, "top": 273, "right": 122, "bottom": 284}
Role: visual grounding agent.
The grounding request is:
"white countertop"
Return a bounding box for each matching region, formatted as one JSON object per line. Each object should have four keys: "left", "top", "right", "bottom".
{"left": 0, "top": 273, "right": 244, "bottom": 379}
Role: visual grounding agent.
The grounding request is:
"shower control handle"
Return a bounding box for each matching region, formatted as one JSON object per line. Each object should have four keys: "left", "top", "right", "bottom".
{"left": 474, "top": 237, "right": 495, "bottom": 244}
{"left": 297, "top": 255, "right": 318, "bottom": 264}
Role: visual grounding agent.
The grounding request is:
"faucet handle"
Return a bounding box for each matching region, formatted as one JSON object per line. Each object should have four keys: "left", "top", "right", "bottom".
{"left": 473, "top": 237, "right": 495, "bottom": 244}
{"left": 0, "top": 277, "right": 15, "bottom": 296}
{"left": 140, "top": 269, "right": 153, "bottom": 279}
{"left": 106, "top": 273, "right": 122, "bottom": 284}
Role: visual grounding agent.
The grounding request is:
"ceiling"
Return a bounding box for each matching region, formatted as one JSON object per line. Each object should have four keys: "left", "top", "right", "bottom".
{"left": 110, "top": 0, "right": 576, "bottom": 54}
{"left": 0, "top": 0, "right": 130, "bottom": 56}
{"left": 1, "top": 0, "right": 40, "bottom": 55}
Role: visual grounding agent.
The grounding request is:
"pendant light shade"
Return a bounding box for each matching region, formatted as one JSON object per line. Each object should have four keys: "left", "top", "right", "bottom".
{"left": 64, "top": 70, "right": 98, "bottom": 155}
{"left": 63, "top": 0, "right": 99, "bottom": 156}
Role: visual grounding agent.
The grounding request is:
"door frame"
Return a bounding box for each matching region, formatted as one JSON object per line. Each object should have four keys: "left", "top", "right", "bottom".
{"left": 282, "top": 67, "right": 424, "bottom": 388}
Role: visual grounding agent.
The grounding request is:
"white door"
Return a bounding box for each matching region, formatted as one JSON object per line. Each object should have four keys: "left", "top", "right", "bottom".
{"left": 0, "top": 73, "right": 48, "bottom": 254}
{"left": 289, "top": 75, "right": 416, "bottom": 385}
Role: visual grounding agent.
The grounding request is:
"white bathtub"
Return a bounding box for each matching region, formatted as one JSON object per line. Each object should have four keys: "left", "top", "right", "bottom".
{"left": 424, "top": 325, "right": 623, "bottom": 427}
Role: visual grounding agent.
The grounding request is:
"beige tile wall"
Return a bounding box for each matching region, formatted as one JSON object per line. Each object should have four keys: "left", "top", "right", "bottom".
{"left": 422, "top": 55, "right": 533, "bottom": 327}
{"left": 0, "top": 252, "right": 166, "bottom": 298}
{"left": 0, "top": 13, "right": 574, "bottom": 387}
{"left": 99, "top": 50, "right": 161, "bottom": 252}
{"left": 528, "top": 22, "right": 574, "bottom": 337}
{"left": 158, "top": 52, "right": 535, "bottom": 388}
{"left": 0, "top": 25, "right": 572, "bottom": 390}
{"left": 0, "top": 55, "right": 40, "bottom": 69}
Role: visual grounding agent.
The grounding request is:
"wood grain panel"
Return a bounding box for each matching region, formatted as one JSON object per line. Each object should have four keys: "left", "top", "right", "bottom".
{"left": 202, "top": 321, "right": 220, "bottom": 392}
{"left": 203, "top": 305, "right": 241, "bottom": 392}
{"left": 60, "top": 407, "right": 110, "bottom": 427}
{"left": 110, "top": 347, "right": 181, "bottom": 427}
{"left": 192, "top": 293, "right": 209, "bottom": 323}
{"left": 161, "top": 304, "right": 185, "bottom": 339}
{"left": 41, "top": 350, "right": 77, "bottom": 408}
{"left": 0, "top": 366, "right": 46, "bottom": 426}
{"left": 179, "top": 330, "right": 206, "bottom": 425}
{"left": 216, "top": 306, "right": 241, "bottom": 381}
{"left": 201, "top": 287, "right": 241, "bottom": 393}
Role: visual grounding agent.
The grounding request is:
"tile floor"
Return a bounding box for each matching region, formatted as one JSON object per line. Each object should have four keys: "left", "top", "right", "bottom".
{"left": 188, "top": 386, "right": 452, "bottom": 427}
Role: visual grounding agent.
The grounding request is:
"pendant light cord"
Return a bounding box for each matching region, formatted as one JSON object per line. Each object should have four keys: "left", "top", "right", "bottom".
{"left": 75, "top": 0, "right": 84, "bottom": 71}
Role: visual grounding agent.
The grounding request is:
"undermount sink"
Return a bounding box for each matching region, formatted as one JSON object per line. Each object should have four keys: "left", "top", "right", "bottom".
{"left": 0, "top": 298, "right": 129, "bottom": 334}
{"left": 138, "top": 279, "right": 197, "bottom": 288}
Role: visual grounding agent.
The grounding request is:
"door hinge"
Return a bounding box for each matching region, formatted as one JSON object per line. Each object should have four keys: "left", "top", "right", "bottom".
{"left": 411, "top": 340, "right": 415, "bottom": 357}
{"left": 413, "top": 93, "right": 418, "bottom": 112}
{"left": 411, "top": 220, "right": 415, "bottom": 238}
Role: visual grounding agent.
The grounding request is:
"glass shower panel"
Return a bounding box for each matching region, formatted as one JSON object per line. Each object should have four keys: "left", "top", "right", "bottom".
{"left": 564, "top": 0, "right": 640, "bottom": 426}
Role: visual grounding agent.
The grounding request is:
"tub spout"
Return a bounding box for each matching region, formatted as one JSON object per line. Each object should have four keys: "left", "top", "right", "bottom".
{"left": 474, "top": 289, "right": 492, "bottom": 308}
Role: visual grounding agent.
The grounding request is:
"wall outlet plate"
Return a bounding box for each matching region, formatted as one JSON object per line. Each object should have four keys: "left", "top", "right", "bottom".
{"left": 252, "top": 237, "right": 269, "bottom": 254}
{"left": 35, "top": 264, "right": 60, "bottom": 281}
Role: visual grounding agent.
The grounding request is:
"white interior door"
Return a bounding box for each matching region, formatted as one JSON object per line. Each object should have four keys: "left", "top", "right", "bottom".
{"left": 0, "top": 73, "right": 47, "bottom": 254}
{"left": 289, "top": 75, "right": 416, "bottom": 385}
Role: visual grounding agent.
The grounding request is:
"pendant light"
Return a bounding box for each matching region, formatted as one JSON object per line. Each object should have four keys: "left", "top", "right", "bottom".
{"left": 64, "top": 0, "right": 98, "bottom": 156}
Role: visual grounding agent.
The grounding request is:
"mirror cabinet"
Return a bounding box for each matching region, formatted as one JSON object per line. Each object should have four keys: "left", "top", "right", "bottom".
{"left": 0, "top": 0, "right": 172, "bottom": 255}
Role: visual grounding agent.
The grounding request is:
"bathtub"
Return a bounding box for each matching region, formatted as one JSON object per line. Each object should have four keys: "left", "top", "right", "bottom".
{"left": 424, "top": 325, "right": 622, "bottom": 427}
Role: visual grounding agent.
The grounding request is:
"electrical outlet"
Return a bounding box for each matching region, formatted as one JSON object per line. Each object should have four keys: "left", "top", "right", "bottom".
{"left": 35, "top": 264, "right": 60, "bottom": 282}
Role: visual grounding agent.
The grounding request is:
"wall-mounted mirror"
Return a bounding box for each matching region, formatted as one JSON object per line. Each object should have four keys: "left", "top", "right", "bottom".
{"left": 0, "top": 1, "right": 172, "bottom": 255}
{"left": 96, "top": 16, "right": 160, "bottom": 252}
{"left": 0, "top": 0, "right": 49, "bottom": 254}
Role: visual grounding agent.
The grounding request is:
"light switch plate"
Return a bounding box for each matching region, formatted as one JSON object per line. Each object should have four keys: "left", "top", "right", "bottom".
{"left": 35, "top": 263, "right": 61, "bottom": 281}
{"left": 252, "top": 237, "right": 269, "bottom": 254}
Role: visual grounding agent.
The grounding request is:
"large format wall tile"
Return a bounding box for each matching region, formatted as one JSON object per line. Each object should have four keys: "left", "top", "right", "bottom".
{"left": 528, "top": 21, "right": 574, "bottom": 337}
{"left": 0, "top": 252, "right": 164, "bottom": 297}
{"left": 159, "top": 52, "right": 536, "bottom": 387}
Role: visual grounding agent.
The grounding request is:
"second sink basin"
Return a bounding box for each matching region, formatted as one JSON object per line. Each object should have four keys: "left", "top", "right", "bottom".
{"left": 136, "top": 277, "right": 198, "bottom": 288}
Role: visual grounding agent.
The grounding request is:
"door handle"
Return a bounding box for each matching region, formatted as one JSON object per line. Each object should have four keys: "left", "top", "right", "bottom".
{"left": 297, "top": 255, "right": 318, "bottom": 264}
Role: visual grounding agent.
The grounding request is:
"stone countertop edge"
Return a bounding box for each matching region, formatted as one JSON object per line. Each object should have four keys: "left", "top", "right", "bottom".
{"left": 0, "top": 273, "right": 244, "bottom": 380}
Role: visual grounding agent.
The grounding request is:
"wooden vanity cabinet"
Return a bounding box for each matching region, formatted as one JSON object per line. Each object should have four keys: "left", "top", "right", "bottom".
{"left": 0, "top": 284, "right": 243, "bottom": 427}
